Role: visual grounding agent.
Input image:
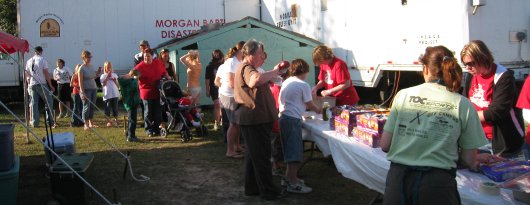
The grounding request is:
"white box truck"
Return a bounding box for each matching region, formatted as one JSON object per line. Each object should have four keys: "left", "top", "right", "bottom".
{"left": 261, "top": 0, "right": 530, "bottom": 102}
{"left": 7, "top": 0, "right": 530, "bottom": 102}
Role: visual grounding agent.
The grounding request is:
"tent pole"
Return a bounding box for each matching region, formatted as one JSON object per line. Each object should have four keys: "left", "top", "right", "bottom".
{"left": 20, "top": 52, "right": 30, "bottom": 143}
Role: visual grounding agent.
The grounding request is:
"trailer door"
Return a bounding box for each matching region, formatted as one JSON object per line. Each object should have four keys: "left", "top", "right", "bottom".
{"left": 0, "top": 53, "right": 19, "bottom": 86}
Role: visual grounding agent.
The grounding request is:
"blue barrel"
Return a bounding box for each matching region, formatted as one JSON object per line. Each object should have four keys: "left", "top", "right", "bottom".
{"left": 0, "top": 124, "right": 14, "bottom": 171}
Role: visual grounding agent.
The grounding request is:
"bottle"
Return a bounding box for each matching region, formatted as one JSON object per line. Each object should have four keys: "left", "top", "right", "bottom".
{"left": 322, "top": 102, "right": 330, "bottom": 121}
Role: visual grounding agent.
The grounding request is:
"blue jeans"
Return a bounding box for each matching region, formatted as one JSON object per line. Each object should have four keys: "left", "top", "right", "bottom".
{"left": 29, "top": 84, "right": 54, "bottom": 127}
{"left": 71, "top": 93, "right": 84, "bottom": 126}
{"left": 104, "top": 97, "right": 119, "bottom": 118}
{"left": 82, "top": 89, "right": 97, "bottom": 121}
{"left": 143, "top": 99, "right": 161, "bottom": 134}
{"left": 128, "top": 105, "right": 138, "bottom": 138}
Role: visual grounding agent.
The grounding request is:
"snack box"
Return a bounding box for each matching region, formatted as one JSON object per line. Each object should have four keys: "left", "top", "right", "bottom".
{"left": 335, "top": 118, "right": 354, "bottom": 137}
{"left": 356, "top": 114, "right": 387, "bottom": 134}
{"left": 339, "top": 109, "right": 372, "bottom": 127}
{"left": 479, "top": 161, "right": 530, "bottom": 182}
{"left": 352, "top": 127, "right": 380, "bottom": 148}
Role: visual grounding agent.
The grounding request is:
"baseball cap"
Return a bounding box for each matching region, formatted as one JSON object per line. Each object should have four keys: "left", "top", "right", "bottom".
{"left": 139, "top": 40, "right": 150, "bottom": 47}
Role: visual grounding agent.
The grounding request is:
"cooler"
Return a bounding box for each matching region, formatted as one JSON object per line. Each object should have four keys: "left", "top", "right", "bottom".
{"left": 0, "top": 155, "right": 19, "bottom": 205}
{"left": 43, "top": 132, "right": 76, "bottom": 163}
{"left": 50, "top": 153, "right": 93, "bottom": 205}
{"left": 0, "top": 124, "right": 15, "bottom": 171}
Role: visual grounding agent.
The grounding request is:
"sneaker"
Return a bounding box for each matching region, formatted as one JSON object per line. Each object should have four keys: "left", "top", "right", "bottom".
{"left": 286, "top": 181, "right": 312, "bottom": 194}
{"left": 191, "top": 120, "right": 201, "bottom": 127}
{"left": 213, "top": 122, "right": 219, "bottom": 131}
{"left": 281, "top": 178, "right": 304, "bottom": 187}
{"left": 127, "top": 136, "right": 139, "bottom": 142}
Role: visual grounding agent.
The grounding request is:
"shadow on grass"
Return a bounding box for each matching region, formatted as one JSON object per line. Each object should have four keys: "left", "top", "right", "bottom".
{"left": 17, "top": 140, "right": 377, "bottom": 205}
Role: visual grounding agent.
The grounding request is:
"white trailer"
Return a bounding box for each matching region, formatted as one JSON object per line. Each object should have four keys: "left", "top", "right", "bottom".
{"left": 260, "top": 0, "right": 530, "bottom": 88}
{"left": 9, "top": 0, "right": 530, "bottom": 102}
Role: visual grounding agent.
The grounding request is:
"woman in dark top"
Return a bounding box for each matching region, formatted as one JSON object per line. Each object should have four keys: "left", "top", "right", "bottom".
{"left": 205, "top": 49, "right": 224, "bottom": 130}
{"left": 160, "top": 49, "right": 177, "bottom": 82}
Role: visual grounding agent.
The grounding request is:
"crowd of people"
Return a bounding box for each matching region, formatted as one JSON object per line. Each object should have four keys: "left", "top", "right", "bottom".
{"left": 23, "top": 38, "right": 530, "bottom": 203}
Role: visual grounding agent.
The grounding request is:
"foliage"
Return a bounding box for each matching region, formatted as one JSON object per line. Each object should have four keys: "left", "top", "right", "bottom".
{"left": 0, "top": 0, "right": 17, "bottom": 36}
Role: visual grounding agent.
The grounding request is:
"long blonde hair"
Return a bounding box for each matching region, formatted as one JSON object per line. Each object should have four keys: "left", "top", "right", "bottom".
{"left": 103, "top": 61, "right": 113, "bottom": 73}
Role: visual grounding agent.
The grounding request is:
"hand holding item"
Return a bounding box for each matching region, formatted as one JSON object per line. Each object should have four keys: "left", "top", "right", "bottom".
{"left": 278, "top": 60, "right": 290, "bottom": 75}
{"left": 321, "top": 89, "right": 332, "bottom": 97}
{"left": 477, "top": 153, "right": 505, "bottom": 164}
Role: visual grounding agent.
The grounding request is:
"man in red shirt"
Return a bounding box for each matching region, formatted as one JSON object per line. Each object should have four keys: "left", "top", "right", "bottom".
{"left": 129, "top": 48, "right": 170, "bottom": 137}
{"left": 311, "top": 45, "right": 359, "bottom": 106}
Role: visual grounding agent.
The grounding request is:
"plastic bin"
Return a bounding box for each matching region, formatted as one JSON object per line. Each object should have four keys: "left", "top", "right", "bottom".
{"left": 0, "top": 124, "right": 14, "bottom": 171}
{"left": 0, "top": 155, "right": 19, "bottom": 205}
{"left": 50, "top": 153, "right": 93, "bottom": 205}
{"left": 43, "top": 132, "right": 76, "bottom": 163}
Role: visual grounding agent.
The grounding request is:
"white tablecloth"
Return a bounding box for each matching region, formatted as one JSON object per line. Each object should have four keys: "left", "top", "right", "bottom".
{"left": 301, "top": 114, "right": 523, "bottom": 205}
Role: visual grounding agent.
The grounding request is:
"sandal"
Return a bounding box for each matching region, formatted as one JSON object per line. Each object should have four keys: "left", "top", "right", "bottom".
{"left": 84, "top": 125, "right": 90, "bottom": 131}
{"left": 226, "top": 153, "right": 244, "bottom": 159}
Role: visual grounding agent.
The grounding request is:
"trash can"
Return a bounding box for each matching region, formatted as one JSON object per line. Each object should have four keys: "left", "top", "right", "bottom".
{"left": 49, "top": 153, "right": 93, "bottom": 205}
{"left": 0, "top": 124, "right": 15, "bottom": 171}
{"left": 0, "top": 155, "right": 19, "bottom": 205}
{"left": 43, "top": 132, "right": 76, "bottom": 164}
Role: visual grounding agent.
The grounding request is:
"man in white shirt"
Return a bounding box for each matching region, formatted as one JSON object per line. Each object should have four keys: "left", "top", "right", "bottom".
{"left": 25, "top": 46, "right": 55, "bottom": 128}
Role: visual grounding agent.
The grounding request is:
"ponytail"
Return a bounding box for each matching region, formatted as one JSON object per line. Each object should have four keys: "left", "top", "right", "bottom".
{"left": 225, "top": 47, "right": 237, "bottom": 59}
{"left": 225, "top": 41, "right": 246, "bottom": 60}
{"left": 440, "top": 56, "right": 462, "bottom": 92}
{"left": 421, "top": 46, "right": 463, "bottom": 92}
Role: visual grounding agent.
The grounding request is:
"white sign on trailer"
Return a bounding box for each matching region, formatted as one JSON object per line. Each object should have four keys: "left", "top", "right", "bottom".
{"left": 19, "top": 0, "right": 253, "bottom": 73}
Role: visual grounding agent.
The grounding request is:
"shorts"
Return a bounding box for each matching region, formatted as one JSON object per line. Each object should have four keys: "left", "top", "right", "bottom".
{"left": 209, "top": 86, "right": 219, "bottom": 101}
{"left": 279, "top": 114, "right": 303, "bottom": 163}
{"left": 189, "top": 86, "right": 201, "bottom": 99}
{"left": 57, "top": 83, "right": 72, "bottom": 102}
{"left": 219, "top": 94, "right": 237, "bottom": 123}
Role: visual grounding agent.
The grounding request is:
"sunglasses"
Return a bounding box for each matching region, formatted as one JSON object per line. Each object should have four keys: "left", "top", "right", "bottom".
{"left": 464, "top": 61, "right": 476, "bottom": 67}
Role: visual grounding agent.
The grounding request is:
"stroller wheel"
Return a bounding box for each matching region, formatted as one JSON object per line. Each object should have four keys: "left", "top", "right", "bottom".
{"left": 160, "top": 128, "right": 167, "bottom": 138}
{"left": 181, "top": 130, "right": 191, "bottom": 142}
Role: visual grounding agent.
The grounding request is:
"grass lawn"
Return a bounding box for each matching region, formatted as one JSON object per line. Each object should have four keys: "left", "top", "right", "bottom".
{"left": 2, "top": 100, "right": 377, "bottom": 204}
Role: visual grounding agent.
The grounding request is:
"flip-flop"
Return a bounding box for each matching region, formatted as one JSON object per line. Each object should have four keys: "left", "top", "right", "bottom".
{"left": 226, "top": 153, "right": 244, "bottom": 159}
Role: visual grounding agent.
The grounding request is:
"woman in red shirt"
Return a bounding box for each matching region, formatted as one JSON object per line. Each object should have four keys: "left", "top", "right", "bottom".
{"left": 461, "top": 40, "right": 524, "bottom": 157}
{"left": 128, "top": 48, "right": 170, "bottom": 137}
{"left": 311, "top": 45, "right": 359, "bottom": 106}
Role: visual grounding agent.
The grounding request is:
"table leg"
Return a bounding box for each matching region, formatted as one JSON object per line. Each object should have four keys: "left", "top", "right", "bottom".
{"left": 368, "top": 193, "right": 383, "bottom": 205}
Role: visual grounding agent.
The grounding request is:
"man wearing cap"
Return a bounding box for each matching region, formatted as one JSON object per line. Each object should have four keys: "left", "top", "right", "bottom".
{"left": 25, "top": 46, "right": 55, "bottom": 128}
{"left": 134, "top": 40, "right": 157, "bottom": 66}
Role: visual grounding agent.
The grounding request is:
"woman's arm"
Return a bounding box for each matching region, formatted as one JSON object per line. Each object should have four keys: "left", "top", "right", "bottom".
{"left": 312, "top": 80, "right": 325, "bottom": 96}
{"left": 380, "top": 131, "right": 393, "bottom": 152}
{"left": 484, "top": 71, "right": 517, "bottom": 122}
{"left": 228, "top": 73, "right": 235, "bottom": 88}
{"left": 305, "top": 101, "right": 321, "bottom": 114}
{"left": 180, "top": 53, "right": 191, "bottom": 67}
{"left": 214, "top": 76, "right": 222, "bottom": 87}
{"left": 171, "top": 63, "right": 178, "bottom": 81}
{"left": 322, "top": 80, "right": 350, "bottom": 97}
{"left": 78, "top": 67, "right": 86, "bottom": 100}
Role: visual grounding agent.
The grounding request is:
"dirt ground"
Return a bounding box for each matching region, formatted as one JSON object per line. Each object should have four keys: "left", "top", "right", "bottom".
{"left": 7, "top": 102, "right": 378, "bottom": 205}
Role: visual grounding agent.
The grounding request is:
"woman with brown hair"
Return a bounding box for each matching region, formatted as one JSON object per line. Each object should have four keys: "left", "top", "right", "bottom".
{"left": 78, "top": 50, "right": 101, "bottom": 130}
{"left": 205, "top": 49, "right": 224, "bottom": 130}
{"left": 461, "top": 40, "right": 524, "bottom": 157}
{"left": 380, "top": 46, "right": 499, "bottom": 205}
{"left": 216, "top": 41, "right": 245, "bottom": 158}
{"left": 311, "top": 45, "right": 359, "bottom": 106}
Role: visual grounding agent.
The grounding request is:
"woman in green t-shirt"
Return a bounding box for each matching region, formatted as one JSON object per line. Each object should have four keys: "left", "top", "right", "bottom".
{"left": 380, "top": 46, "right": 502, "bottom": 205}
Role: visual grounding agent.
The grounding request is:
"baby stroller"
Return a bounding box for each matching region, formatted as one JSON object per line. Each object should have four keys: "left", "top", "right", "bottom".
{"left": 159, "top": 79, "right": 208, "bottom": 142}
